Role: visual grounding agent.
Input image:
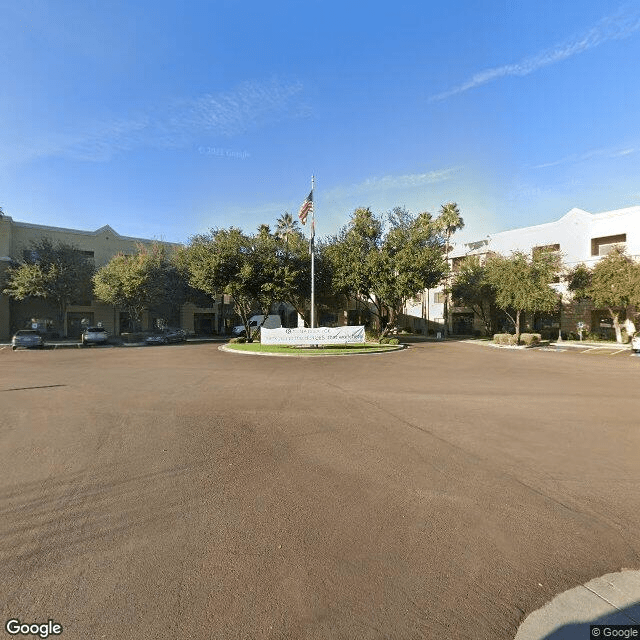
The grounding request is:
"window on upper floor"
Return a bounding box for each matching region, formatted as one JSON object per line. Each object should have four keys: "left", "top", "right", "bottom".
{"left": 451, "top": 256, "right": 467, "bottom": 271}
{"left": 591, "top": 234, "right": 626, "bottom": 256}
{"left": 22, "top": 249, "right": 40, "bottom": 262}
{"left": 434, "top": 292, "right": 447, "bottom": 304}
{"left": 532, "top": 243, "right": 560, "bottom": 257}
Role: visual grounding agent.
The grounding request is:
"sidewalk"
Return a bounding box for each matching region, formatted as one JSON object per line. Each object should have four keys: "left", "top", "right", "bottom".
{"left": 515, "top": 570, "right": 640, "bottom": 639}
{"left": 461, "top": 337, "right": 634, "bottom": 351}
{"left": 0, "top": 336, "right": 227, "bottom": 349}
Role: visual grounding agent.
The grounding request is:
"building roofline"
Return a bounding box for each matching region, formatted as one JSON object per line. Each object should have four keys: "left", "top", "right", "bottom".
{"left": 10, "top": 219, "right": 180, "bottom": 246}
{"left": 453, "top": 205, "right": 640, "bottom": 254}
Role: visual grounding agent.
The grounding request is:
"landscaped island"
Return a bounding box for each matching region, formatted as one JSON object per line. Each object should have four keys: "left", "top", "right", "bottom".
{"left": 223, "top": 342, "right": 403, "bottom": 356}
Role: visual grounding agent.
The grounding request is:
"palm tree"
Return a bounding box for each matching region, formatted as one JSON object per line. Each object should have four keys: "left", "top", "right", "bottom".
{"left": 438, "top": 202, "right": 464, "bottom": 337}
{"left": 275, "top": 212, "right": 299, "bottom": 246}
{"left": 275, "top": 212, "right": 301, "bottom": 265}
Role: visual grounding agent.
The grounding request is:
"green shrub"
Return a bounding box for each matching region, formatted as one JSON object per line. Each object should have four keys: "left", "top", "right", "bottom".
{"left": 379, "top": 337, "right": 390, "bottom": 344}
{"left": 388, "top": 338, "right": 399, "bottom": 345}
{"left": 365, "top": 329, "right": 379, "bottom": 342}
{"left": 493, "top": 333, "right": 517, "bottom": 345}
{"left": 228, "top": 337, "right": 246, "bottom": 344}
{"left": 520, "top": 333, "right": 541, "bottom": 346}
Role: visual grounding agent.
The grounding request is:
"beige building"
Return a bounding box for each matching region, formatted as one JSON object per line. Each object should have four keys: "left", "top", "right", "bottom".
{"left": 0, "top": 214, "right": 222, "bottom": 340}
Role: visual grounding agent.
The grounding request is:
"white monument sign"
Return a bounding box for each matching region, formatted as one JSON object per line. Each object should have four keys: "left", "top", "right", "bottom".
{"left": 261, "top": 326, "right": 365, "bottom": 345}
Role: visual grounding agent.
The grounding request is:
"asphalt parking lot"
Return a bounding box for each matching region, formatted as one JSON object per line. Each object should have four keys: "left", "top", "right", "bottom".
{"left": 1, "top": 341, "right": 639, "bottom": 639}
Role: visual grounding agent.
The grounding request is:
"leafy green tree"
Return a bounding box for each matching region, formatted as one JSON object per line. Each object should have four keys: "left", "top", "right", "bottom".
{"left": 325, "top": 206, "right": 447, "bottom": 340}
{"left": 450, "top": 256, "right": 497, "bottom": 335}
{"left": 324, "top": 207, "right": 382, "bottom": 318}
{"left": 484, "top": 250, "right": 562, "bottom": 343}
{"left": 273, "top": 218, "right": 334, "bottom": 326}
{"left": 567, "top": 247, "right": 640, "bottom": 342}
{"left": 178, "top": 225, "right": 291, "bottom": 341}
{"left": 149, "top": 259, "right": 204, "bottom": 328}
{"left": 2, "top": 237, "right": 94, "bottom": 336}
{"left": 93, "top": 243, "right": 169, "bottom": 332}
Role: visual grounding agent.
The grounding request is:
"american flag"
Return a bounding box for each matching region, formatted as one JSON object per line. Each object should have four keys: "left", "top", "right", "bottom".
{"left": 298, "top": 191, "right": 313, "bottom": 225}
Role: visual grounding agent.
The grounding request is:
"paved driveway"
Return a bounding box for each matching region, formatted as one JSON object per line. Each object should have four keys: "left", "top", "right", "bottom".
{"left": 1, "top": 343, "right": 638, "bottom": 639}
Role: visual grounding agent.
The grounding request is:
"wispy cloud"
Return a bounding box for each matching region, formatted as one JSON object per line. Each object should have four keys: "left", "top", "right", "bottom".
{"left": 532, "top": 144, "right": 636, "bottom": 169}
{"left": 177, "top": 80, "right": 306, "bottom": 137}
{"left": 430, "top": 7, "right": 640, "bottom": 102}
{"left": 325, "top": 168, "right": 461, "bottom": 200}
{"left": 4, "top": 78, "right": 308, "bottom": 164}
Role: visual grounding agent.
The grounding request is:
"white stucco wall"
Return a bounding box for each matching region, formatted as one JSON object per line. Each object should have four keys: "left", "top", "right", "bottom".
{"left": 451, "top": 206, "right": 640, "bottom": 267}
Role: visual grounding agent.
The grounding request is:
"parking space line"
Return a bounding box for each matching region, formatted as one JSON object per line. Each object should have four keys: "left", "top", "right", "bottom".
{"left": 609, "top": 349, "right": 628, "bottom": 355}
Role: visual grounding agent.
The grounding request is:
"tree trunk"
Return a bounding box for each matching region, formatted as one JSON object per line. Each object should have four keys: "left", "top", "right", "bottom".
{"left": 624, "top": 313, "right": 636, "bottom": 337}
{"left": 58, "top": 302, "right": 66, "bottom": 338}
{"left": 379, "top": 306, "right": 398, "bottom": 341}
{"left": 515, "top": 310, "right": 521, "bottom": 344}
{"left": 609, "top": 308, "right": 623, "bottom": 343}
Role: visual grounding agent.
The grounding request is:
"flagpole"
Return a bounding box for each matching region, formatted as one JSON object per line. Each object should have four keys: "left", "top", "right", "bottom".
{"left": 310, "top": 175, "right": 315, "bottom": 329}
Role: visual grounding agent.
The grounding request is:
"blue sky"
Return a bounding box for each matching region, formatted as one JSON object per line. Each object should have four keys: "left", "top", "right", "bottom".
{"left": 2, "top": 0, "right": 640, "bottom": 245}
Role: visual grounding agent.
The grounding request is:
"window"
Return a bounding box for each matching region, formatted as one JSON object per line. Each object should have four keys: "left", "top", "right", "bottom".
{"left": 22, "top": 249, "right": 39, "bottom": 262}
{"left": 451, "top": 256, "right": 467, "bottom": 271}
{"left": 532, "top": 243, "right": 560, "bottom": 257}
{"left": 434, "top": 292, "right": 447, "bottom": 304}
{"left": 591, "top": 234, "right": 626, "bottom": 256}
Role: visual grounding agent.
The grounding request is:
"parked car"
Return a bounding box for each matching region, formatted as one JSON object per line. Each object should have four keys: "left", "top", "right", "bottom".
{"left": 231, "top": 314, "right": 282, "bottom": 337}
{"left": 632, "top": 331, "right": 640, "bottom": 353}
{"left": 144, "top": 328, "right": 187, "bottom": 345}
{"left": 81, "top": 326, "right": 109, "bottom": 346}
{"left": 12, "top": 329, "right": 45, "bottom": 350}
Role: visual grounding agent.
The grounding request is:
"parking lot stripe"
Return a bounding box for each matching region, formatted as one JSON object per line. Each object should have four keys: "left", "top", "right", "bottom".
{"left": 609, "top": 349, "right": 628, "bottom": 356}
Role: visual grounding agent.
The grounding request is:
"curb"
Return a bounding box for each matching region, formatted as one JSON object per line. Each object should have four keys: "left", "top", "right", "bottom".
{"left": 219, "top": 343, "right": 406, "bottom": 358}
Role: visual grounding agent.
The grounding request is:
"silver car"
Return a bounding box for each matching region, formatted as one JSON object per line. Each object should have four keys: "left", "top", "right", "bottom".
{"left": 12, "top": 330, "right": 45, "bottom": 350}
{"left": 81, "top": 326, "right": 109, "bottom": 346}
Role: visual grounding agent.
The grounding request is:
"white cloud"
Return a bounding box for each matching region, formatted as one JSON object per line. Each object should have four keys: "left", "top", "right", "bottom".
{"left": 2, "top": 78, "right": 308, "bottom": 165}
{"left": 324, "top": 168, "right": 461, "bottom": 200}
{"left": 178, "top": 80, "right": 305, "bottom": 137}
{"left": 531, "top": 144, "right": 636, "bottom": 169}
{"left": 430, "top": 7, "right": 640, "bottom": 102}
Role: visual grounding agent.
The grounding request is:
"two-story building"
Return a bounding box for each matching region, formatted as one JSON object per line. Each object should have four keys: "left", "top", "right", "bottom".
{"left": 0, "top": 214, "right": 224, "bottom": 340}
